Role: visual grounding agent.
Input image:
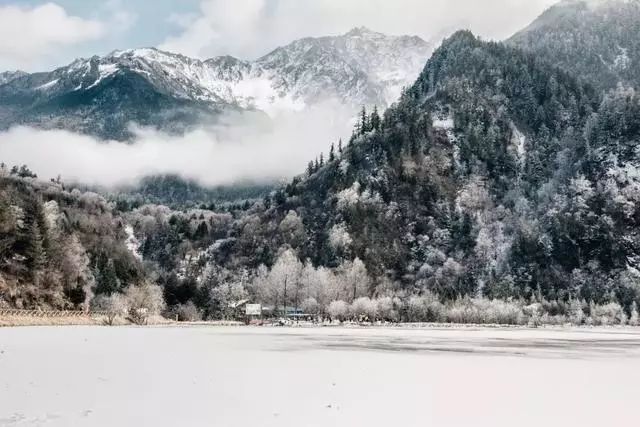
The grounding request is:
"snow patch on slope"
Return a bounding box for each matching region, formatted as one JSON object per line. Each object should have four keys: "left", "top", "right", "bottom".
{"left": 512, "top": 125, "right": 526, "bottom": 160}
{"left": 614, "top": 47, "right": 630, "bottom": 70}
{"left": 86, "top": 64, "right": 119, "bottom": 89}
{"left": 35, "top": 79, "right": 59, "bottom": 90}
{"left": 124, "top": 225, "right": 141, "bottom": 260}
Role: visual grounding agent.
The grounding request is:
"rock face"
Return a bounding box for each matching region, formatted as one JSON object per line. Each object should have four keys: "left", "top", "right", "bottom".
{"left": 509, "top": 0, "right": 640, "bottom": 91}
{"left": 0, "top": 28, "right": 432, "bottom": 140}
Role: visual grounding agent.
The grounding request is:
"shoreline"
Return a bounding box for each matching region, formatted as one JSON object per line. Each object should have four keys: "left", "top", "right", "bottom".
{"left": 2, "top": 316, "right": 639, "bottom": 331}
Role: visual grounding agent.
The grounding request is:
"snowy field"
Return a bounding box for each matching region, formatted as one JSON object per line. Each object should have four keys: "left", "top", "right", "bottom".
{"left": 1, "top": 326, "right": 639, "bottom": 427}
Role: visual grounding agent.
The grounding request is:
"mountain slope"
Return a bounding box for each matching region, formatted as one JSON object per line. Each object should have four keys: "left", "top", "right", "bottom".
{"left": 0, "top": 175, "right": 145, "bottom": 309}
{"left": 4, "top": 30, "right": 640, "bottom": 320}
{"left": 0, "top": 28, "right": 431, "bottom": 140}
{"left": 509, "top": 0, "right": 640, "bottom": 91}
{"left": 171, "top": 31, "right": 639, "bottom": 312}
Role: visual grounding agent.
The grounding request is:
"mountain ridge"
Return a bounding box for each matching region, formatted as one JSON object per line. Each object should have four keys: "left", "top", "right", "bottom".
{"left": 0, "top": 28, "right": 432, "bottom": 140}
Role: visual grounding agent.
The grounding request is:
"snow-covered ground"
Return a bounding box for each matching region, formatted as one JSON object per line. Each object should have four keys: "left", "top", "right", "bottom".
{"left": 0, "top": 326, "right": 639, "bottom": 426}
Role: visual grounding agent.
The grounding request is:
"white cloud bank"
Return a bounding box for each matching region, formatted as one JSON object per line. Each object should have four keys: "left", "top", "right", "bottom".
{"left": 160, "top": 0, "right": 559, "bottom": 60}
{"left": 0, "top": 1, "right": 137, "bottom": 72}
{"left": 0, "top": 3, "right": 104, "bottom": 70}
{"left": 0, "top": 101, "right": 354, "bottom": 188}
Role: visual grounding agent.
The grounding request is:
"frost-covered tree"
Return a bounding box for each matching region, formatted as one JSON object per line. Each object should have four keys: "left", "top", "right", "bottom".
{"left": 336, "top": 258, "right": 370, "bottom": 302}
{"left": 91, "top": 293, "right": 128, "bottom": 325}
{"left": 351, "top": 297, "right": 377, "bottom": 321}
{"left": 261, "top": 249, "right": 302, "bottom": 315}
{"left": 210, "top": 282, "right": 249, "bottom": 319}
{"left": 327, "top": 300, "right": 349, "bottom": 322}
{"left": 630, "top": 302, "right": 639, "bottom": 327}
{"left": 123, "top": 282, "right": 165, "bottom": 325}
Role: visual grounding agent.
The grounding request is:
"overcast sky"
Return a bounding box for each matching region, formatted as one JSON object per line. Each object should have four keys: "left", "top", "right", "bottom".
{"left": 0, "top": 0, "right": 559, "bottom": 72}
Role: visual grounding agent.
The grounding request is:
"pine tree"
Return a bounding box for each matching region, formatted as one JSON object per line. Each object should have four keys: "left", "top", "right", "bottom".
{"left": 329, "top": 143, "right": 335, "bottom": 162}
{"left": 94, "top": 255, "right": 120, "bottom": 296}
{"left": 350, "top": 129, "right": 358, "bottom": 143}
{"left": 338, "top": 138, "right": 343, "bottom": 154}
{"left": 314, "top": 157, "right": 319, "bottom": 171}
{"left": 194, "top": 221, "right": 209, "bottom": 240}
{"left": 307, "top": 161, "right": 314, "bottom": 176}
{"left": 360, "top": 106, "right": 369, "bottom": 135}
{"left": 319, "top": 153, "right": 324, "bottom": 167}
{"left": 26, "top": 221, "right": 46, "bottom": 283}
{"left": 370, "top": 105, "right": 381, "bottom": 131}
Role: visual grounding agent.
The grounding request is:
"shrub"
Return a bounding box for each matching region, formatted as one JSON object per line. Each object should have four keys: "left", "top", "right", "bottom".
{"left": 568, "top": 299, "right": 586, "bottom": 325}
{"left": 406, "top": 293, "right": 444, "bottom": 322}
{"left": 630, "top": 302, "right": 639, "bottom": 327}
{"left": 301, "top": 297, "right": 320, "bottom": 316}
{"left": 327, "top": 300, "right": 349, "bottom": 322}
{"left": 376, "top": 296, "right": 398, "bottom": 322}
{"left": 91, "top": 293, "right": 127, "bottom": 325}
{"left": 171, "top": 301, "right": 202, "bottom": 322}
{"left": 591, "top": 302, "right": 626, "bottom": 325}
{"left": 124, "top": 282, "right": 166, "bottom": 325}
{"left": 351, "top": 297, "right": 377, "bottom": 321}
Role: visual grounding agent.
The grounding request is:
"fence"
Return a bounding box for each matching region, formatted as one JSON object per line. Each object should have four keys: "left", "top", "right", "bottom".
{"left": 0, "top": 309, "right": 110, "bottom": 317}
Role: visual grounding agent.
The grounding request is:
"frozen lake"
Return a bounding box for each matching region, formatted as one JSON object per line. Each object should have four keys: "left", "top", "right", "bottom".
{"left": 1, "top": 326, "right": 639, "bottom": 426}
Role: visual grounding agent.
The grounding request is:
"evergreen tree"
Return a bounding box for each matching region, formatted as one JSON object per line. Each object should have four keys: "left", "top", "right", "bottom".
{"left": 370, "top": 106, "right": 381, "bottom": 131}
{"left": 25, "top": 221, "right": 46, "bottom": 284}
{"left": 329, "top": 143, "right": 336, "bottom": 162}
{"left": 338, "top": 138, "right": 343, "bottom": 154}
{"left": 194, "top": 221, "right": 209, "bottom": 240}
{"left": 94, "top": 255, "right": 120, "bottom": 296}
{"left": 359, "top": 106, "right": 369, "bottom": 135}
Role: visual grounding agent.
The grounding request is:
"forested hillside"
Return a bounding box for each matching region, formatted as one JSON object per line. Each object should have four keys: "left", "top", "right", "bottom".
{"left": 123, "top": 31, "right": 640, "bottom": 323}
{"left": 509, "top": 0, "right": 640, "bottom": 91}
{"left": 0, "top": 171, "right": 145, "bottom": 309}
{"left": 2, "top": 29, "right": 640, "bottom": 325}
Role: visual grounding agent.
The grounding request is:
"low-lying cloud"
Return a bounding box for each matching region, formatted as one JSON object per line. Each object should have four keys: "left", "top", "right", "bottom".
{"left": 0, "top": 101, "right": 354, "bottom": 188}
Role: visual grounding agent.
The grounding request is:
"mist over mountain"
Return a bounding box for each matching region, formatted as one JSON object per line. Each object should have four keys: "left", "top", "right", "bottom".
{"left": 0, "top": 28, "right": 431, "bottom": 141}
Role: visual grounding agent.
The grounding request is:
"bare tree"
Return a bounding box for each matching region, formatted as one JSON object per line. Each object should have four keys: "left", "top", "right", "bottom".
{"left": 91, "top": 293, "right": 127, "bottom": 325}
{"left": 265, "top": 249, "right": 302, "bottom": 317}
{"left": 337, "top": 257, "right": 370, "bottom": 302}
{"left": 123, "top": 282, "right": 165, "bottom": 325}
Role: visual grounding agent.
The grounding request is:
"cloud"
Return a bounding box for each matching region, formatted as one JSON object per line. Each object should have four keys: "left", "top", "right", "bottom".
{"left": 0, "top": 3, "right": 105, "bottom": 70}
{"left": 101, "top": 0, "right": 138, "bottom": 34}
{"left": 160, "top": 0, "right": 266, "bottom": 59}
{"left": 0, "top": 101, "right": 354, "bottom": 188}
{"left": 0, "top": 1, "right": 137, "bottom": 72}
{"left": 159, "top": 0, "right": 559, "bottom": 60}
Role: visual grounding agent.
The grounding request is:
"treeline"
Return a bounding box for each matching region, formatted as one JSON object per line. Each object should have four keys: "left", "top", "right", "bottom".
{"left": 107, "top": 174, "right": 276, "bottom": 211}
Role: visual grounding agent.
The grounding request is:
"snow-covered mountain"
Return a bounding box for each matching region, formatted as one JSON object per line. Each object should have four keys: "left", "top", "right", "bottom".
{"left": 0, "top": 28, "right": 431, "bottom": 139}
{"left": 0, "top": 71, "right": 26, "bottom": 85}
